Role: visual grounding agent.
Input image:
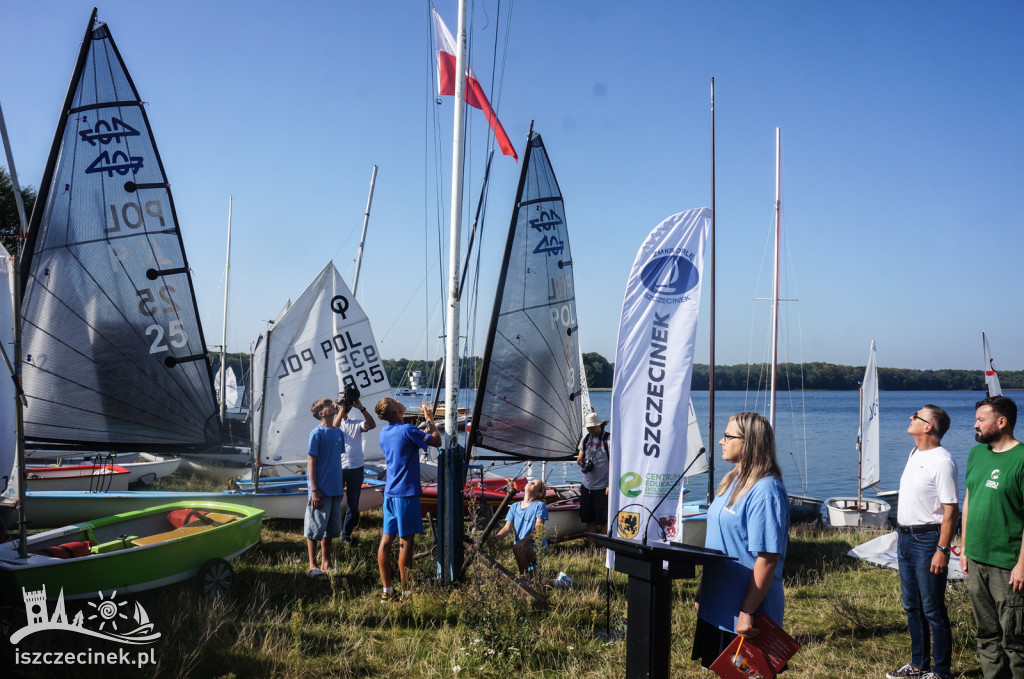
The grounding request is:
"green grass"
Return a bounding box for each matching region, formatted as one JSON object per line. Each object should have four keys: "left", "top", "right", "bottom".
{"left": 4, "top": 472, "right": 985, "bottom": 678}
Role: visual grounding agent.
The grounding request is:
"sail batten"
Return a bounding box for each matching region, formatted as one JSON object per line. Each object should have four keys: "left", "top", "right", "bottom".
{"left": 19, "top": 11, "right": 220, "bottom": 450}
{"left": 469, "top": 130, "right": 583, "bottom": 462}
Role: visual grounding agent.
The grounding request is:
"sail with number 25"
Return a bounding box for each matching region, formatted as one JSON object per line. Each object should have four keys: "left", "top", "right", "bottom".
{"left": 19, "top": 11, "right": 221, "bottom": 451}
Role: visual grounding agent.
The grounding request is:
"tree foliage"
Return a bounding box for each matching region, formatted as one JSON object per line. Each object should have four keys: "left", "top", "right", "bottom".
{"left": 0, "top": 166, "right": 36, "bottom": 255}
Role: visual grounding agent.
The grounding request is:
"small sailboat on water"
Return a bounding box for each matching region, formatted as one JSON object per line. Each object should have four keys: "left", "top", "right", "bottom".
{"left": 825, "top": 341, "right": 890, "bottom": 528}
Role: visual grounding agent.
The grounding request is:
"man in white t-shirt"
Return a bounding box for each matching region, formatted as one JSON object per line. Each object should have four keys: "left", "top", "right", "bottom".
{"left": 886, "top": 404, "right": 958, "bottom": 679}
{"left": 333, "top": 394, "right": 376, "bottom": 544}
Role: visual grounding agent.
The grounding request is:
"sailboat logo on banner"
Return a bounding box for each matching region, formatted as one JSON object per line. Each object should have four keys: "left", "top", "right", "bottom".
{"left": 639, "top": 255, "right": 700, "bottom": 299}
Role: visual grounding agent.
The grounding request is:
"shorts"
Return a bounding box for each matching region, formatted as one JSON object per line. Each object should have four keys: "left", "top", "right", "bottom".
{"left": 579, "top": 485, "right": 609, "bottom": 525}
{"left": 382, "top": 496, "right": 424, "bottom": 538}
{"left": 304, "top": 495, "right": 343, "bottom": 541}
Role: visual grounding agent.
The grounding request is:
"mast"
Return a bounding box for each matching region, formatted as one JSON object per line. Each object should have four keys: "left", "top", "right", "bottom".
{"left": 439, "top": 0, "right": 470, "bottom": 584}
{"left": 707, "top": 77, "right": 716, "bottom": 500}
{"left": 0, "top": 94, "right": 30, "bottom": 559}
{"left": 219, "top": 196, "right": 233, "bottom": 423}
{"left": 856, "top": 379, "right": 864, "bottom": 524}
{"left": 352, "top": 164, "right": 378, "bottom": 295}
{"left": 769, "top": 128, "right": 781, "bottom": 429}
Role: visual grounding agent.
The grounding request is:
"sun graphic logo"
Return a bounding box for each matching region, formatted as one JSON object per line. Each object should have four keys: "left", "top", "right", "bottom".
{"left": 88, "top": 590, "right": 130, "bottom": 633}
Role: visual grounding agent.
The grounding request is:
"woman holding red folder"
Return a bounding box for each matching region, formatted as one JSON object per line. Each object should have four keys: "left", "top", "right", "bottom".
{"left": 692, "top": 411, "right": 790, "bottom": 669}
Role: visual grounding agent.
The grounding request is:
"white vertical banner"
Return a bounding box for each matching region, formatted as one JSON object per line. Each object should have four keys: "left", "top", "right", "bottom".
{"left": 859, "top": 341, "right": 880, "bottom": 490}
{"left": 607, "top": 208, "right": 710, "bottom": 547}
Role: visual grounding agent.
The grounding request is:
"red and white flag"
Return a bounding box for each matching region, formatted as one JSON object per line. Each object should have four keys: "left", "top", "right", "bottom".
{"left": 432, "top": 8, "right": 518, "bottom": 161}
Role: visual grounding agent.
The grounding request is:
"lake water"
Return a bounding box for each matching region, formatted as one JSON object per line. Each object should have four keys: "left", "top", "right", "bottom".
{"left": 397, "top": 389, "right": 1021, "bottom": 503}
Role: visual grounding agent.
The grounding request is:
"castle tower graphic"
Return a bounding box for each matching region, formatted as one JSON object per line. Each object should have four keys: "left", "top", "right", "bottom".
{"left": 23, "top": 586, "right": 47, "bottom": 625}
{"left": 22, "top": 585, "right": 69, "bottom": 626}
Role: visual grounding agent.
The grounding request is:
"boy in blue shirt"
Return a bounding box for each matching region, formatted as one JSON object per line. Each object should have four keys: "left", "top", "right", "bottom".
{"left": 305, "top": 397, "right": 346, "bottom": 579}
{"left": 375, "top": 397, "right": 440, "bottom": 601}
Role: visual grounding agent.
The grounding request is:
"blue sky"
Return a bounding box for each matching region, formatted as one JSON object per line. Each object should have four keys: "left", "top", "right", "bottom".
{"left": 2, "top": 1, "right": 1022, "bottom": 372}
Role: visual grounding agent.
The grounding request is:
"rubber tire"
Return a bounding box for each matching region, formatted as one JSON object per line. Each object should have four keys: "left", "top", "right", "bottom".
{"left": 197, "top": 558, "right": 234, "bottom": 598}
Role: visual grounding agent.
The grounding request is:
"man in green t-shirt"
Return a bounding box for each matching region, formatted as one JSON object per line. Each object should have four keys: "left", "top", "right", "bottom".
{"left": 961, "top": 395, "right": 1024, "bottom": 678}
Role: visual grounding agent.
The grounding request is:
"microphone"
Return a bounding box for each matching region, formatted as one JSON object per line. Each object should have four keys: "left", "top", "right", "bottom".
{"left": 642, "top": 447, "right": 706, "bottom": 545}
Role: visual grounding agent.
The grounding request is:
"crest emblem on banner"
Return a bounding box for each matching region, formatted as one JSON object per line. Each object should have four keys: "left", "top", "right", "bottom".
{"left": 617, "top": 512, "right": 640, "bottom": 539}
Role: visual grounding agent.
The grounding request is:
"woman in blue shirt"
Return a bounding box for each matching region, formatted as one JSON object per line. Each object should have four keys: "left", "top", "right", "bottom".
{"left": 692, "top": 411, "right": 790, "bottom": 669}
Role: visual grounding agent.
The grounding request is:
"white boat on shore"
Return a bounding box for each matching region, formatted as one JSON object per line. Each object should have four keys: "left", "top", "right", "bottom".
{"left": 824, "top": 496, "right": 891, "bottom": 529}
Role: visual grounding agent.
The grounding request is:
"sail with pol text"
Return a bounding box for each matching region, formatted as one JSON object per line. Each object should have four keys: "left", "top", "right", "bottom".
{"left": 252, "top": 262, "right": 391, "bottom": 466}
{"left": 19, "top": 12, "right": 220, "bottom": 451}
{"left": 469, "top": 130, "right": 582, "bottom": 461}
{"left": 607, "top": 208, "right": 711, "bottom": 546}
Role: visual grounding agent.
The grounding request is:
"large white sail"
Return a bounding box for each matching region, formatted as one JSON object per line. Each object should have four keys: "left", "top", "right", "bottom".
{"left": 19, "top": 15, "right": 220, "bottom": 450}
{"left": 252, "top": 262, "right": 391, "bottom": 466}
{"left": 983, "top": 331, "right": 1002, "bottom": 397}
{"left": 607, "top": 208, "right": 711, "bottom": 546}
{"left": 468, "top": 130, "right": 583, "bottom": 461}
{"left": 859, "top": 341, "right": 880, "bottom": 490}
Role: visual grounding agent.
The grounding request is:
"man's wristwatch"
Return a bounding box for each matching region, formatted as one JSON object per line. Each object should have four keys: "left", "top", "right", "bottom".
{"left": 936, "top": 545, "right": 951, "bottom": 556}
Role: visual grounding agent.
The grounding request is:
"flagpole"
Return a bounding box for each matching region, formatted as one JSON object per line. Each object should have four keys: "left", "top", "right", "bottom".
{"left": 707, "top": 77, "right": 716, "bottom": 501}
{"left": 439, "top": 0, "right": 470, "bottom": 584}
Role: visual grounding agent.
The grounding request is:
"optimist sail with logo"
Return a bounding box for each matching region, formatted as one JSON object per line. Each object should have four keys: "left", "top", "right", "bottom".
{"left": 606, "top": 208, "right": 711, "bottom": 548}
{"left": 251, "top": 262, "right": 392, "bottom": 470}
{"left": 825, "top": 341, "right": 890, "bottom": 528}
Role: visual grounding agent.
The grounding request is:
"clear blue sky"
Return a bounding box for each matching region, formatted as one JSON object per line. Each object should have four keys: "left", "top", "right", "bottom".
{"left": 2, "top": 1, "right": 1022, "bottom": 372}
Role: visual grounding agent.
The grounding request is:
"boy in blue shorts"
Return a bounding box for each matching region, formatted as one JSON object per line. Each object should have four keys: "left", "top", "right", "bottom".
{"left": 305, "top": 397, "right": 346, "bottom": 579}
{"left": 491, "top": 478, "right": 548, "bottom": 582}
{"left": 375, "top": 397, "right": 440, "bottom": 601}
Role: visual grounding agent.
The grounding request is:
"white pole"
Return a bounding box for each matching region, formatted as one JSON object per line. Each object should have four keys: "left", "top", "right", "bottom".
{"left": 0, "top": 100, "right": 28, "bottom": 242}
{"left": 444, "top": 0, "right": 469, "bottom": 443}
{"left": 352, "top": 165, "right": 378, "bottom": 296}
{"left": 219, "top": 196, "right": 232, "bottom": 422}
{"left": 769, "top": 128, "right": 781, "bottom": 430}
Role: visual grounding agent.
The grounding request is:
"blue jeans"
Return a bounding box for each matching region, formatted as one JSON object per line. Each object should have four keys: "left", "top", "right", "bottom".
{"left": 341, "top": 466, "right": 364, "bottom": 540}
{"left": 898, "top": 529, "right": 952, "bottom": 678}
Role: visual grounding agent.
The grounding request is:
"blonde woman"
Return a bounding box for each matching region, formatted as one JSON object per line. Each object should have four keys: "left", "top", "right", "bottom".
{"left": 692, "top": 412, "right": 790, "bottom": 669}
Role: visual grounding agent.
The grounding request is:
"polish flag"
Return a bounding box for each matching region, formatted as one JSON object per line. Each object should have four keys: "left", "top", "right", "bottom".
{"left": 432, "top": 8, "right": 518, "bottom": 161}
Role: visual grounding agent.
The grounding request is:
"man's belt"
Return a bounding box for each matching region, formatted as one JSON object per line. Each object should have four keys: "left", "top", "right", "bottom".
{"left": 897, "top": 523, "right": 941, "bottom": 534}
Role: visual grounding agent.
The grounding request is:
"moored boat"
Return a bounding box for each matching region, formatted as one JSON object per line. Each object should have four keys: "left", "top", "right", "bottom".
{"left": 825, "top": 496, "right": 891, "bottom": 529}
{"left": 0, "top": 500, "right": 263, "bottom": 602}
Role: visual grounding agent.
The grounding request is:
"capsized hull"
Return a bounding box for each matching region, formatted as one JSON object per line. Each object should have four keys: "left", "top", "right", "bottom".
{"left": 824, "top": 497, "right": 891, "bottom": 529}
{"left": 0, "top": 501, "right": 263, "bottom": 602}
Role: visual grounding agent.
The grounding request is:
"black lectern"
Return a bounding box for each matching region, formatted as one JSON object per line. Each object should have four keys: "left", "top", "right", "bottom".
{"left": 591, "top": 533, "right": 734, "bottom": 679}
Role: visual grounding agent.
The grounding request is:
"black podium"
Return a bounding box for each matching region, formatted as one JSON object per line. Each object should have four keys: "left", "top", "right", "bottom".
{"left": 591, "top": 533, "right": 734, "bottom": 679}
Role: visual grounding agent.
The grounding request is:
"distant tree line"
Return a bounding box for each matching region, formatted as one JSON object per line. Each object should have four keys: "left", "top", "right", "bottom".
{"left": 0, "top": 166, "right": 37, "bottom": 255}
{"left": 693, "top": 362, "right": 1022, "bottom": 391}
{"left": 381, "top": 355, "right": 1021, "bottom": 392}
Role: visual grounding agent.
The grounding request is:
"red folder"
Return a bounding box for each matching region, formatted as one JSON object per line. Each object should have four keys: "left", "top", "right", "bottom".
{"left": 708, "top": 614, "right": 800, "bottom": 679}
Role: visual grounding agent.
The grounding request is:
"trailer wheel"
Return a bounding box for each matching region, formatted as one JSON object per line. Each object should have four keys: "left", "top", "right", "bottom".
{"left": 197, "top": 558, "right": 234, "bottom": 598}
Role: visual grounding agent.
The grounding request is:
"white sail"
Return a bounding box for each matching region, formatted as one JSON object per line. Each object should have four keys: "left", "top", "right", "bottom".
{"left": 685, "top": 398, "right": 708, "bottom": 477}
{"left": 983, "top": 331, "right": 1002, "bottom": 397}
{"left": 252, "top": 262, "right": 391, "bottom": 466}
{"left": 859, "top": 341, "right": 880, "bottom": 490}
{"left": 215, "top": 366, "right": 239, "bottom": 409}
